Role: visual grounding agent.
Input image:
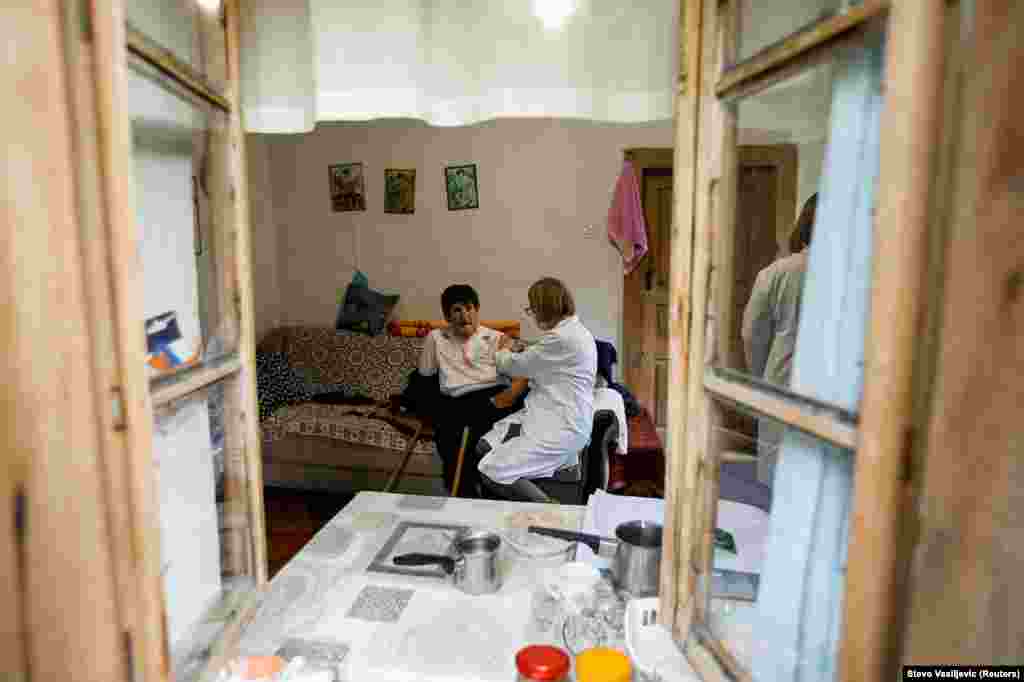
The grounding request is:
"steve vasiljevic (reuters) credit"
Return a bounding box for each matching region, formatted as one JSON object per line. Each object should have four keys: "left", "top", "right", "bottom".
{"left": 904, "top": 667, "right": 1023, "bottom": 680}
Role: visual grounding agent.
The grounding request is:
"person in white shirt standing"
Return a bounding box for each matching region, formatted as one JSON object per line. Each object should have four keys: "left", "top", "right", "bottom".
{"left": 418, "top": 284, "right": 528, "bottom": 497}
{"left": 742, "top": 193, "right": 817, "bottom": 486}
{"left": 477, "top": 277, "right": 597, "bottom": 503}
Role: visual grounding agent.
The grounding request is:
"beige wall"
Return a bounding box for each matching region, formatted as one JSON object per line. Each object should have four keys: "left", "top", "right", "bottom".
{"left": 250, "top": 118, "right": 675, "bottom": 350}
{"left": 796, "top": 139, "right": 827, "bottom": 213}
{"left": 247, "top": 135, "right": 282, "bottom": 341}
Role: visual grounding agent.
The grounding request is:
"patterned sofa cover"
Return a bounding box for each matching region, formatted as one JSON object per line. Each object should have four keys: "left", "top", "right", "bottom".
{"left": 257, "top": 325, "right": 441, "bottom": 493}
{"left": 256, "top": 323, "right": 622, "bottom": 498}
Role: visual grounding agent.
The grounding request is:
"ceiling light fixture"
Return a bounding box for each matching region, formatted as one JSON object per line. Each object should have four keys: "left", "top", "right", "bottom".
{"left": 532, "top": 0, "right": 579, "bottom": 31}
{"left": 196, "top": 0, "right": 221, "bottom": 13}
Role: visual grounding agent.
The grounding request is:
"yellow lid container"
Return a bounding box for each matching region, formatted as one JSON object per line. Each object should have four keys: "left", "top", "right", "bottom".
{"left": 575, "top": 648, "right": 632, "bottom": 682}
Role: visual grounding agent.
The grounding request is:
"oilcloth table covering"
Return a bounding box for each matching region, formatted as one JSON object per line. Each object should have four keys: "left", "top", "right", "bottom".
{"left": 238, "top": 492, "right": 583, "bottom": 682}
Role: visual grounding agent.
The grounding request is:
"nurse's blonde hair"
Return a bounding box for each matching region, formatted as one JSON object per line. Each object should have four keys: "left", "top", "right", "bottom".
{"left": 528, "top": 277, "right": 575, "bottom": 328}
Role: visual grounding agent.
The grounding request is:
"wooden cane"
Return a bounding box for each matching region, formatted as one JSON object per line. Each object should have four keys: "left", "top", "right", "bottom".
{"left": 450, "top": 427, "right": 471, "bottom": 497}
{"left": 384, "top": 421, "right": 424, "bottom": 493}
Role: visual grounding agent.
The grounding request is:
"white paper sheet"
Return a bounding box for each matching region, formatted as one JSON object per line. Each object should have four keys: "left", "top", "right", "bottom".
{"left": 576, "top": 490, "right": 664, "bottom": 570}
{"left": 712, "top": 500, "right": 771, "bottom": 575}
{"left": 577, "top": 490, "right": 770, "bottom": 576}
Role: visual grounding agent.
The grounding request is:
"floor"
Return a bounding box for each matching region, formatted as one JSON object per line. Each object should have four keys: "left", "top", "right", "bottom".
{"left": 263, "top": 486, "right": 354, "bottom": 577}
{"left": 263, "top": 439, "right": 667, "bottom": 578}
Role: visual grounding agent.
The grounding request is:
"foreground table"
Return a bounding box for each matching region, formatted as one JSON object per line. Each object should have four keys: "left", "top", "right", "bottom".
{"left": 237, "top": 492, "right": 587, "bottom": 681}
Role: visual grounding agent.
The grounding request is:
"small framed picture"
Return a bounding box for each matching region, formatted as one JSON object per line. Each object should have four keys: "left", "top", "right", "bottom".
{"left": 328, "top": 162, "right": 366, "bottom": 212}
{"left": 444, "top": 163, "right": 479, "bottom": 211}
{"left": 384, "top": 168, "right": 416, "bottom": 214}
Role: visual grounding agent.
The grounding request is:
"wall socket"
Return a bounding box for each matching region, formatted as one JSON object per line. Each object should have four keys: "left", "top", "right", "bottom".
{"left": 583, "top": 223, "right": 600, "bottom": 239}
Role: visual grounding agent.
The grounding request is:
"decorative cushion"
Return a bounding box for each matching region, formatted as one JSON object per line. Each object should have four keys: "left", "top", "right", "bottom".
{"left": 256, "top": 351, "right": 314, "bottom": 421}
{"left": 336, "top": 280, "right": 399, "bottom": 336}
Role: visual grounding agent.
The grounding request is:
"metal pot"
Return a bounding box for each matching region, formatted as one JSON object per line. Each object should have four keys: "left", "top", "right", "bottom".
{"left": 528, "top": 521, "right": 663, "bottom": 597}
{"left": 393, "top": 530, "right": 503, "bottom": 595}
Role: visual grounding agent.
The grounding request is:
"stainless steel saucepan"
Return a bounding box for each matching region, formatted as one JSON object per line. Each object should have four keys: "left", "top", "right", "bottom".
{"left": 393, "top": 530, "right": 503, "bottom": 595}
{"left": 528, "top": 521, "right": 663, "bottom": 597}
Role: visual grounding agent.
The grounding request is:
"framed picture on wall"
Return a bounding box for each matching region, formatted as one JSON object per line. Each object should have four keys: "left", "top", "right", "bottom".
{"left": 328, "top": 162, "right": 366, "bottom": 212}
{"left": 384, "top": 168, "right": 416, "bottom": 214}
{"left": 444, "top": 163, "right": 479, "bottom": 210}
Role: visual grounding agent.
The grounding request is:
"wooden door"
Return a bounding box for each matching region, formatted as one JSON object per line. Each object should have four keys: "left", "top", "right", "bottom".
{"left": 732, "top": 166, "right": 780, "bottom": 368}
{"left": 727, "top": 145, "right": 798, "bottom": 372}
{"left": 720, "top": 146, "right": 797, "bottom": 450}
{"left": 623, "top": 159, "right": 673, "bottom": 431}
{"left": 645, "top": 173, "right": 674, "bottom": 429}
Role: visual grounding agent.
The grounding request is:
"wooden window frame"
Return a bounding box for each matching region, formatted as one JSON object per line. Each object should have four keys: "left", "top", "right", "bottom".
{"left": 88, "top": 1, "right": 267, "bottom": 680}
{"left": 661, "top": 1, "right": 950, "bottom": 680}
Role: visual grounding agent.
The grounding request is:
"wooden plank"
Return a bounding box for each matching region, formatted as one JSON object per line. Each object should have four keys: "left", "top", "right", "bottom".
{"left": 2, "top": 3, "right": 127, "bottom": 679}
{"left": 669, "top": 0, "right": 725, "bottom": 642}
{"left": 166, "top": 578, "right": 263, "bottom": 681}
{"left": 696, "top": 625, "right": 753, "bottom": 682}
{"left": 677, "top": 0, "right": 688, "bottom": 91}
{"left": 694, "top": 0, "right": 738, "bottom": 638}
{"left": 710, "top": 11, "right": 739, "bottom": 400}
{"left": 660, "top": 0, "right": 703, "bottom": 641}
{"left": 192, "top": 0, "right": 254, "bottom": 584}
{"left": 625, "top": 147, "right": 676, "bottom": 167}
{"left": 703, "top": 372, "right": 858, "bottom": 451}
{"left": 899, "top": 0, "right": 1024, "bottom": 667}
{"left": 150, "top": 356, "right": 242, "bottom": 407}
{"left": 0, "top": 122, "right": 30, "bottom": 682}
{"left": 840, "top": 0, "right": 948, "bottom": 679}
{"left": 685, "top": 637, "right": 735, "bottom": 682}
{"left": 126, "top": 23, "right": 231, "bottom": 113}
{"left": 715, "top": 0, "right": 889, "bottom": 102}
{"left": 720, "top": 450, "right": 757, "bottom": 464}
{"left": 223, "top": 0, "right": 269, "bottom": 584}
{"left": 889, "top": 0, "right": 966, "bottom": 665}
{"left": 696, "top": 403, "right": 723, "bottom": 628}
{"left": 384, "top": 422, "right": 426, "bottom": 492}
{"left": 59, "top": 0, "right": 142, "bottom": 662}
{"left": 192, "top": 584, "right": 266, "bottom": 682}
{"left": 88, "top": 1, "right": 170, "bottom": 679}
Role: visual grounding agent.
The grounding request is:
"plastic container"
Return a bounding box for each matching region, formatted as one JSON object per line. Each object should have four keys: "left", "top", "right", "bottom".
{"left": 226, "top": 655, "right": 285, "bottom": 681}
{"left": 575, "top": 647, "right": 632, "bottom": 682}
{"left": 516, "top": 645, "right": 571, "bottom": 682}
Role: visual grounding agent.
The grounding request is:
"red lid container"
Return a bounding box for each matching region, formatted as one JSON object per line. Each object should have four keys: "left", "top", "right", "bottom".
{"left": 516, "top": 645, "right": 571, "bottom": 682}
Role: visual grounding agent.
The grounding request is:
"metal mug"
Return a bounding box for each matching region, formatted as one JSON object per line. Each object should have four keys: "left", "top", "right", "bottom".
{"left": 393, "top": 530, "right": 503, "bottom": 595}
{"left": 528, "top": 521, "right": 663, "bottom": 597}
{"left": 610, "top": 521, "right": 662, "bottom": 598}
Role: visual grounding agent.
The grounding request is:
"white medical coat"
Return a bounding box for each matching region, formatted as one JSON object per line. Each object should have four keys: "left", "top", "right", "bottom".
{"left": 478, "top": 315, "right": 596, "bottom": 484}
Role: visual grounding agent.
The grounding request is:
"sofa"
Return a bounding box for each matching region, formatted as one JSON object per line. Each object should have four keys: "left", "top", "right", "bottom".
{"left": 256, "top": 323, "right": 622, "bottom": 499}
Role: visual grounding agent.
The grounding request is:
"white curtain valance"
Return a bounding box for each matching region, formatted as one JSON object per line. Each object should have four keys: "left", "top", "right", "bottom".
{"left": 240, "top": 1, "right": 679, "bottom": 132}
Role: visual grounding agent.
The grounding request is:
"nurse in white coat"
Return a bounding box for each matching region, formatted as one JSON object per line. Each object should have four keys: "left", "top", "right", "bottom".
{"left": 477, "top": 277, "right": 597, "bottom": 502}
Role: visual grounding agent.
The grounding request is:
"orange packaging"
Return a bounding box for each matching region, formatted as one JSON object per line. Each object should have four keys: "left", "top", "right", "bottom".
{"left": 227, "top": 655, "right": 285, "bottom": 680}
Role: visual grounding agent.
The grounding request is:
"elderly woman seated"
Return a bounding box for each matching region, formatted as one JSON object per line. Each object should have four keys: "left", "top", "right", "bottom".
{"left": 417, "top": 284, "right": 529, "bottom": 498}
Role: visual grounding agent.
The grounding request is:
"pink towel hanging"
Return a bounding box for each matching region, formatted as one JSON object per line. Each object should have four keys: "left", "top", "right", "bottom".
{"left": 606, "top": 159, "right": 648, "bottom": 274}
